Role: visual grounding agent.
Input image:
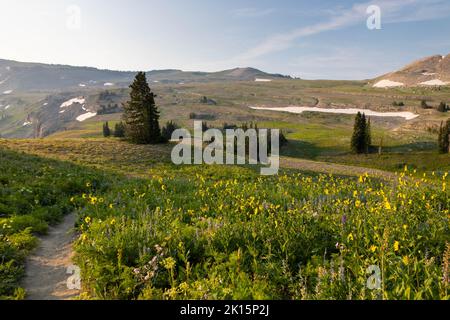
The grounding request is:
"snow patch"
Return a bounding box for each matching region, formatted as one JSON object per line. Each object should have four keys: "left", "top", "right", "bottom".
{"left": 421, "top": 72, "right": 436, "bottom": 76}
{"left": 76, "top": 112, "right": 97, "bottom": 122}
{"left": 23, "top": 121, "right": 32, "bottom": 127}
{"left": 104, "top": 83, "right": 114, "bottom": 86}
{"left": 373, "top": 80, "right": 404, "bottom": 88}
{"left": 419, "top": 79, "right": 448, "bottom": 86}
{"left": 255, "top": 78, "right": 273, "bottom": 82}
{"left": 79, "top": 83, "right": 87, "bottom": 87}
{"left": 4, "top": 105, "right": 10, "bottom": 110}
{"left": 60, "top": 97, "right": 85, "bottom": 109}
{"left": 250, "top": 106, "right": 419, "bottom": 121}
{"left": 3, "top": 90, "right": 13, "bottom": 94}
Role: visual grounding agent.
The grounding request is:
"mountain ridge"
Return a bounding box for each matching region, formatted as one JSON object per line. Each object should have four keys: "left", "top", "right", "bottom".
{"left": 0, "top": 59, "right": 290, "bottom": 92}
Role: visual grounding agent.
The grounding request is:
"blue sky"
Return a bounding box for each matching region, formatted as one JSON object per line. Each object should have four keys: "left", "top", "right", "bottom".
{"left": 0, "top": 0, "right": 450, "bottom": 79}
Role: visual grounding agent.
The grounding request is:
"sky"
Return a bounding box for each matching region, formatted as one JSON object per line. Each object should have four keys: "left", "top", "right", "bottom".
{"left": 0, "top": 0, "right": 450, "bottom": 79}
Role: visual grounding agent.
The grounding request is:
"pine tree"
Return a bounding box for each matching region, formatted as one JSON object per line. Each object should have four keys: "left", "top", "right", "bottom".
{"left": 114, "top": 122, "right": 125, "bottom": 138}
{"left": 123, "top": 72, "right": 161, "bottom": 144}
{"left": 365, "top": 117, "right": 372, "bottom": 153}
{"left": 103, "top": 121, "right": 111, "bottom": 137}
{"left": 351, "top": 112, "right": 367, "bottom": 154}
{"left": 438, "top": 120, "right": 450, "bottom": 154}
{"left": 437, "top": 102, "right": 448, "bottom": 112}
{"left": 161, "top": 121, "right": 179, "bottom": 142}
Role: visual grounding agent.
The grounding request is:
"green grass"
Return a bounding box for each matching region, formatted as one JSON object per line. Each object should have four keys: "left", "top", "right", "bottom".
{"left": 0, "top": 139, "right": 448, "bottom": 300}
{"left": 0, "top": 147, "right": 114, "bottom": 299}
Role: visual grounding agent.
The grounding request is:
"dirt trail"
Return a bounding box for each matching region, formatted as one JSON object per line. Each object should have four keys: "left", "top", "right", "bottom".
{"left": 281, "top": 157, "right": 397, "bottom": 180}
{"left": 22, "top": 213, "right": 80, "bottom": 300}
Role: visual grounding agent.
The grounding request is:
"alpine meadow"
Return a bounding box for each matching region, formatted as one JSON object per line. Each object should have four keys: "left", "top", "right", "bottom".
{"left": 0, "top": 0, "right": 449, "bottom": 310}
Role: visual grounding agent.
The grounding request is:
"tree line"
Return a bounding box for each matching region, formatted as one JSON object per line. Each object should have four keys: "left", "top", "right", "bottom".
{"left": 351, "top": 112, "right": 449, "bottom": 155}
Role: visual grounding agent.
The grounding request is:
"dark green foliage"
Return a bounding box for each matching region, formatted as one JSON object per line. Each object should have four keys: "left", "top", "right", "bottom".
{"left": 351, "top": 112, "right": 372, "bottom": 154}
{"left": 98, "top": 104, "right": 122, "bottom": 115}
{"left": 437, "top": 102, "right": 448, "bottom": 113}
{"left": 392, "top": 101, "right": 405, "bottom": 107}
{"left": 114, "top": 122, "right": 126, "bottom": 138}
{"left": 420, "top": 100, "right": 430, "bottom": 109}
{"left": 123, "top": 72, "right": 162, "bottom": 144}
{"left": 102, "top": 122, "right": 111, "bottom": 138}
{"left": 438, "top": 120, "right": 450, "bottom": 154}
{"left": 0, "top": 148, "right": 111, "bottom": 299}
{"left": 161, "top": 121, "right": 179, "bottom": 142}
{"left": 366, "top": 118, "right": 372, "bottom": 150}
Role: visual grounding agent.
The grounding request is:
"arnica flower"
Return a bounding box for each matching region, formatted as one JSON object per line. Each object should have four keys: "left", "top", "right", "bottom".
{"left": 394, "top": 241, "right": 400, "bottom": 252}
{"left": 402, "top": 256, "right": 409, "bottom": 266}
{"left": 162, "top": 257, "right": 176, "bottom": 270}
{"left": 347, "top": 233, "right": 354, "bottom": 242}
{"left": 85, "top": 216, "right": 91, "bottom": 224}
{"left": 370, "top": 245, "right": 377, "bottom": 253}
{"left": 384, "top": 200, "right": 392, "bottom": 210}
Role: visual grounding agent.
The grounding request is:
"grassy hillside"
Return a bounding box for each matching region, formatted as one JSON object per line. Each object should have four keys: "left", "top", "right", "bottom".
{"left": 0, "top": 139, "right": 448, "bottom": 300}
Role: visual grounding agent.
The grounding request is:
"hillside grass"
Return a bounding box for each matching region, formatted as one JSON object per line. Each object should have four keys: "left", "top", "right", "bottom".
{"left": 0, "top": 139, "right": 448, "bottom": 300}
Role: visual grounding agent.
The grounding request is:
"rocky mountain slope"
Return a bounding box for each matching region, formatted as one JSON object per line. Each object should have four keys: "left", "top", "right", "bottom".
{"left": 372, "top": 54, "right": 450, "bottom": 88}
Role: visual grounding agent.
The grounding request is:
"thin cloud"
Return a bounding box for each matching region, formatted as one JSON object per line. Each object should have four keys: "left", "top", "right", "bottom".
{"left": 234, "top": 0, "right": 450, "bottom": 62}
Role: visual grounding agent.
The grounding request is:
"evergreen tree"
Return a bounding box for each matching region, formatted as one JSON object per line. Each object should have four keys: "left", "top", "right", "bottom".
{"left": 351, "top": 113, "right": 372, "bottom": 154}
{"left": 103, "top": 121, "right": 111, "bottom": 137}
{"left": 114, "top": 122, "right": 126, "bottom": 138}
{"left": 365, "top": 117, "right": 372, "bottom": 152}
{"left": 438, "top": 120, "right": 450, "bottom": 154}
{"left": 161, "top": 121, "right": 179, "bottom": 142}
{"left": 437, "top": 102, "right": 448, "bottom": 113}
{"left": 123, "top": 72, "right": 161, "bottom": 144}
{"left": 351, "top": 112, "right": 366, "bottom": 154}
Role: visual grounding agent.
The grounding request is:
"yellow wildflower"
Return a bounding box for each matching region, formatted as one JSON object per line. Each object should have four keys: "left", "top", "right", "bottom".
{"left": 394, "top": 241, "right": 400, "bottom": 252}
{"left": 402, "top": 256, "right": 409, "bottom": 266}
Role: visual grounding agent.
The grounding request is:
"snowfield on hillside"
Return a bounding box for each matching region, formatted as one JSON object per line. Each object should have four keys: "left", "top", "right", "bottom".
{"left": 76, "top": 112, "right": 97, "bottom": 122}
{"left": 60, "top": 97, "right": 86, "bottom": 109}
{"left": 373, "top": 80, "right": 404, "bottom": 88}
{"left": 250, "top": 106, "right": 419, "bottom": 120}
{"left": 419, "top": 79, "right": 448, "bottom": 86}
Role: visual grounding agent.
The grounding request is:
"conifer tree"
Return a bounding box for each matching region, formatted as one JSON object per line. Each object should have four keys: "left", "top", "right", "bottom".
{"left": 365, "top": 117, "right": 372, "bottom": 153}
{"left": 123, "top": 72, "right": 161, "bottom": 144}
{"left": 114, "top": 122, "right": 126, "bottom": 138}
{"left": 103, "top": 121, "right": 111, "bottom": 137}
{"left": 438, "top": 120, "right": 450, "bottom": 154}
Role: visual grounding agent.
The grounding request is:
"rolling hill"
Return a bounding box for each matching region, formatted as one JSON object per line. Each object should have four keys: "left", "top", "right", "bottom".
{"left": 0, "top": 59, "right": 289, "bottom": 92}
{"left": 372, "top": 54, "right": 450, "bottom": 88}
